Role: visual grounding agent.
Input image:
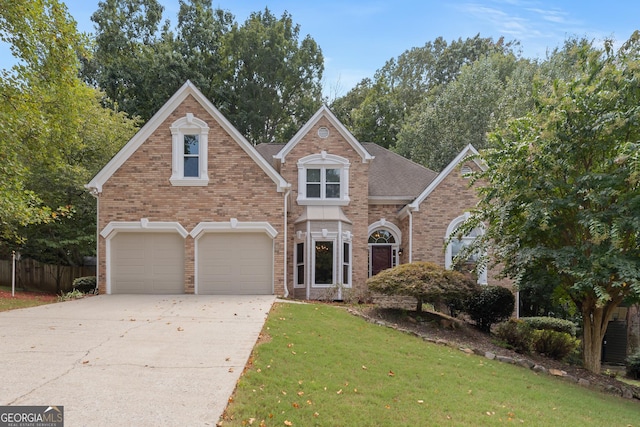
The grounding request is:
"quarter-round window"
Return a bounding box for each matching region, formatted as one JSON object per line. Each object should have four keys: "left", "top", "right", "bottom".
{"left": 318, "top": 126, "right": 330, "bottom": 138}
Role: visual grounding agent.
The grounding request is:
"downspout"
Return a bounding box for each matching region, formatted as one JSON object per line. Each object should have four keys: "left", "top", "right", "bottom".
{"left": 283, "top": 189, "right": 290, "bottom": 298}
{"left": 408, "top": 209, "right": 413, "bottom": 263}
{"left": 88, "top": 188, "right": 100, "bottom": 293}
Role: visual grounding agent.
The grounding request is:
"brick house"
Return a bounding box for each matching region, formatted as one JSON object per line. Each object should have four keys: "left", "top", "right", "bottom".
{"left": 86, "top": 81, "right": 495, "bottom": 297}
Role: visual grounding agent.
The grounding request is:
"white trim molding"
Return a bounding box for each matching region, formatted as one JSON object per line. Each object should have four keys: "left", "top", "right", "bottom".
{"left": 190, "top": 219, "right": 278, "bottom": 239}
{"left": 169, "top": 113, "right": 210, "bottom": 186}
{"left": 100, "top": 220, "right": 189, "bottom": 238}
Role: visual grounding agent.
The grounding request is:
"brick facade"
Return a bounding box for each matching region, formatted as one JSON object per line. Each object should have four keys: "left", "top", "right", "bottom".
{"left": 90, "top": 81, "right": 505, "bottom": 298}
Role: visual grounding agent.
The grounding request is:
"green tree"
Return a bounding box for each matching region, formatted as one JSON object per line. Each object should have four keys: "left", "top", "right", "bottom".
{"left": 366, "top": 261, "right": 479, "bottom": 313}
{"left": 0, "top": 0, "right": 87, "bottom": 244}
{"left": 1, "top": 0, "right": 138, "bottom": 268}
{"left": 221, "top": 8, "right": 323, "bottom": 144}
{"left": 334, "top": 35, "right": 516, "bottom": 149}
{"left": 395, "top": 53, "right": 536, "bottom": 170}
{"left": 460, "top": 34, "right": 640, "bottom": 373}
{"left": 85, "top": 0, "right": 166, "bottom": 119}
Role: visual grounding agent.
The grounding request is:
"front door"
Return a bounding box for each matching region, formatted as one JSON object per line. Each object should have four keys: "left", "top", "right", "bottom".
{"left": 371, "top": 245, "right": 392, "bottom": 276}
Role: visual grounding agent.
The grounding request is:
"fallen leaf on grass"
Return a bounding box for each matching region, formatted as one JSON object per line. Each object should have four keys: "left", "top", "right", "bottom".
{"left": 388, "top": 370, "right": 395, "bottom": 377}
{"left": 297, "top": 391, "right": 304, "bottom": 396}
{"left": 284, "top": 421, "right": 293, "bottom": 426}
{"left": 336, "top": 389, "right": 343, "bottom": 394}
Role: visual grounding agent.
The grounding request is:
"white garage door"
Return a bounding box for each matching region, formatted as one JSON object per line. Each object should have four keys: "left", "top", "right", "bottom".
{"left": 110, "top": 232, "right": 185, "bottom": 294}
{"left": 197, "top": 233, "right": 273, "bottom": 294}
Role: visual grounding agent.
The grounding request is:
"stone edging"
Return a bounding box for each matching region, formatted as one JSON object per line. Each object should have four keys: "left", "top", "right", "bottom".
{"left": 347, "top": 308, "right": 640, "bottom": 401}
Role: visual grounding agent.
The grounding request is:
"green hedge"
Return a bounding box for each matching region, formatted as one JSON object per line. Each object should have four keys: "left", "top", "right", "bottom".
{"left": 521, "top": 316, "right": 577, "bottom": 337}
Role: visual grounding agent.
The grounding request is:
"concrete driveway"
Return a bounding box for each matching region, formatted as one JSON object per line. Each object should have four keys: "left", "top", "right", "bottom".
{"left": 0, "top": 294, "right": 275, "bottom": 426}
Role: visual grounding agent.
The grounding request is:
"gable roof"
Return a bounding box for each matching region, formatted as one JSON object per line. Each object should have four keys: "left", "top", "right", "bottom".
{"left": 86, "top": 80, "right": 290, "bottom": 193}
{"left": 362, "top": 143, "right": 438, "bottom": 202}
{"left": 273, "top": 105, "right": 374, "bottom": 164}
{"left": 255, "top": 142, "right": 437, "bottom": 203}
{"left": 401, "top": 144, "right": 485, "bottom": 215}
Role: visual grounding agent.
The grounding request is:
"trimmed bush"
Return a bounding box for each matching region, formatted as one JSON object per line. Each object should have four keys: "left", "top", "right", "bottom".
{"left": 72, "top": 276, "right": 97, "bottom": 293}
{"left": 521, "top": 316, "right": 577, "bottom": 337}
{"left": 495, "top": 319, "right": 534, "bottom": 353}
{"left": 532, "top": 329, "right": 580, "bottom": 361}
{"left": 367, "top": 262, "right": 479, "bottom": 313}
{"left": 626, "top": 350, "right": 640, "bottom": 380}
{"left": 464, "top": 285, "right": 515, "bottom": 332}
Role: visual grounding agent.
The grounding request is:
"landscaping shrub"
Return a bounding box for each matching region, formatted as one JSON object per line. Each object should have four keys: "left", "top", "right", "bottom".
{"left": 464, "top": 285, "right": 515, "bottom": 332}
{"left": 72, "top": 276, "right": 97, "bottom": 293}
{"left": 626, "top": 350, "right": 640, "bottom": 380}
{"left": 495, "top": 319, "right": 534, "bottom": 353}
{"left": 521, "top": 316, "right": 577, "bottom": 337}
{"left": 366, "top": 262, "right": 479, "bottom": 313}
{"left": 532, "top": 329, "right": 580, "bottom": 361}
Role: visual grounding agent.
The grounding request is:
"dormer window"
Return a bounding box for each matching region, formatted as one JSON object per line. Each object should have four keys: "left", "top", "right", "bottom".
{"left": 170, "top": 113, "right": 209, "bottom": 186}
{"left": 297, "top": 152, "right": 350, "bottom": 205}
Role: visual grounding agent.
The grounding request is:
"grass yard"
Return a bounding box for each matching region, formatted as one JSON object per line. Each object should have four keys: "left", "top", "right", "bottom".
{"left": 221, "top": 302, "right": 640, "bottom": 427}
{"left": 0, "top": 286, "right": 58, "bottom": 312}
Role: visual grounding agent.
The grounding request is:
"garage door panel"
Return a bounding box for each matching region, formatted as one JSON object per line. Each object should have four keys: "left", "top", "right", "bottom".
{"left": 111, "top": 233, "right": 184, "bottom": 294}
{"left": 198, "top": 233, "right": 273, "bottom": 295}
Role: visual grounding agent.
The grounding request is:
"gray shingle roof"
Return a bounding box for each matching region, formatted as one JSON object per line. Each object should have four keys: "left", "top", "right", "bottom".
{"left": 254, "top": 142, "right": 437, "bottom": 201}
{"left": 363, "top": 143, "right": 437, "bottom": 200}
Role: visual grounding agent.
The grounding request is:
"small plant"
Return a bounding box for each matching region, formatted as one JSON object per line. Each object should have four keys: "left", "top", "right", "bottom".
{"left": 626, "top": 350, "right": 640, "bottom": 380}
{"left": 58, "top": 288, "right": 85, "bottom": 301}
{"left": 72, "top": 276, "right": 97, "bottom": 294}
{"left": 464, "top": 285, "right": 515, "bottom": 332}
{"left": 494, "top": 319, "right": 534, "bottom": 353}
{"left": 532, "top": 329, "right": 580, "bottom": 361}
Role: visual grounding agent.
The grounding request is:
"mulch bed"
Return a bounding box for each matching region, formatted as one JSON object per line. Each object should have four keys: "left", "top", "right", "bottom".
{"left": 0, "top": 289, "right": 58, "bottom": 302}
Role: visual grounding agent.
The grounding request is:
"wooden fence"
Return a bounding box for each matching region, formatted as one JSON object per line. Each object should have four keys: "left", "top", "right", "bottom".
{"left": 0, "top": 258, "right": 96, "bottom": 294}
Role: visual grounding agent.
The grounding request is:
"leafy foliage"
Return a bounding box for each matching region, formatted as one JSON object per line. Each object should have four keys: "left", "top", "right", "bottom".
{"left": 464, "top": 286, "right": 515, "bottom": 332}
{"left": 531, "top": 330, "right": 580, "bottom": 361}
{"left": 0, "top": 0, "right": 138, "bottom": 257}
{"left": 72, "top": 276, "right": 97, "bottom": 293}
{"left": 626, "top": 350, "right": 640, "bottom": 380}
{"left": 521, "top": 317, "right": 577, "bottom": 337}
{"left": 366, "top": 261, "right": 479, "bottom": 313}
{"left": 85, "top": 1, "right": 323, "bottom": 144}
{"left": 459, "top": 33, "right": 640, "bottom": 372}
{"left": 495, "top": 319, "right": 534, "bottom": 354}
{"left": 332, "top": 35, "right": 519, "bottom": 156}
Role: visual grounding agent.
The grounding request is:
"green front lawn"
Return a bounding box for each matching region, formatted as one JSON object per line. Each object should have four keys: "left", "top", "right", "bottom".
{"left": 221, "top": 302, "right": 639, "bottom": 426}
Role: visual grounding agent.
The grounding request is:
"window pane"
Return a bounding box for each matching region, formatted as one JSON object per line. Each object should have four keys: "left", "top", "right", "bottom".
{"left": 306, "top": 168, "right": 321, "bottom": 182}
{"left": 325, "top": 168, "right": 340, "bottom": 183}
{"left": 315, "top": 241, "right": 333, "bottom": 285}
{"left": 296, "top": 242, "right": 304, "bottom": 262}
{"left": 368, "top": 229, "right": 395, "bottom": 244}
{"left": 307, "top": 183, "right": 321, "bottom": 198}
{"left": 343, "top": 265, "right": 349, "bottom": 285}
{"left": 326, "top": 183, "right": 340, "bottom": 198}
{"left": 297, "top": 265, "right": 305, "bottom": 285}
{"left": 184, "top": 135, "right": 199, "bottom": 155}
{"left": 184, "top": 157, "right": 199, "bottom": 177}
{"left": 343, "top": 242, "right": 349, "bottom": 263}
{"left": 451, "top": 239, "right": 464, "bottom": 258}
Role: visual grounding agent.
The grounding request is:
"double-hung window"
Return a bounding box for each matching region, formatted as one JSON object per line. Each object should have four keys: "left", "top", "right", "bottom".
{"left": 170, "top": 113, "right": 209, "bottom": 186}
{"left": 306, "top": 168, "right": 341, "bottom": 199}
{"left": 297, "top": 152, "right": 350, "bottom": 205}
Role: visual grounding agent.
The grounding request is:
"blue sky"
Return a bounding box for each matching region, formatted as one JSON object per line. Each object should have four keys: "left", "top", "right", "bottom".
{"left": 2, "top": 1, "right": 639, "bottom": 97}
